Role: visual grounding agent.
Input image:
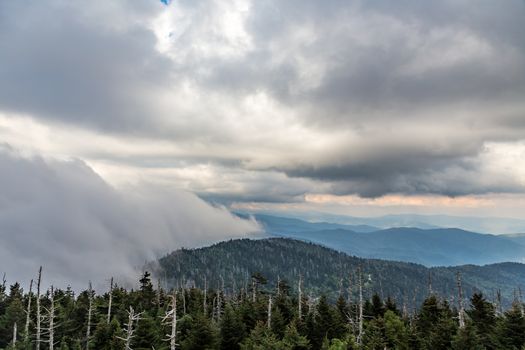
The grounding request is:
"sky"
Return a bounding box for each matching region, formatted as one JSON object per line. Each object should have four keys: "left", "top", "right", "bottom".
{"left": 0, "top": 0, "right": 525, "bottom": 287}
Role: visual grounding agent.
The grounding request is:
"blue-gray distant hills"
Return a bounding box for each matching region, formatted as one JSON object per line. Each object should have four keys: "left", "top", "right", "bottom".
{"left": 247, "top": 214, "right": 525, "bottom": 266}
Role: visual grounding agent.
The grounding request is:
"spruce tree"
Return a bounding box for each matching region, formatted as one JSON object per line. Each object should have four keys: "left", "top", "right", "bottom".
{"left": 220, "top": 304, "right": 246, "bottom": 350}
{"left": 181, "top": 313, "right": 219, "bottom": 350}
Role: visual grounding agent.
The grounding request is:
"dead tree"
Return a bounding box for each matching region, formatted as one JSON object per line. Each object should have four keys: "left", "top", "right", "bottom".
{"left": 12, "top": 322, "right": 17, "bottom": 347}
{"left": 357, "top": 266, "right": 364, "bottom": 346}
{"left": 203, "top": 276, "right": 207, "bottom": 315}
{"left": 298, "top": 275, "right": 303, "bottom": 320}
{"left": 216, "top": 284, "right": 222, "bottom": 322}
{"left": 252, "top": 279, "right": 256, "bottom": 303}
{"left": 86, "top": 282, "right": 94, "bottom": 349}
{"left": 117, "top": 307, "right": 143, "bottom": 350}
{"left": 182, "top": 289, "right": 187, "bottom": 315}
{"left": 36, "top": 266, "right": 42, "bottom": 350}
{"left": 162, "top": 293, "right": 178, "bottom": 350}
{"left": 24, "top": 279, "right": 33, "bottom": 343}
{"left": 42, "top": 286, "right": 58, "bottom": 350}
{"left": 342, "top": 273, "right": 358, "bottom": 335}
{"left": 107, "top": 277, "right": 114, "bottom": 324}
{"left": 496, "top": 289, "right": 503, "bottom": 315}
{"left": 220, "top": 275, "right": 225, "bottom": 301}
{"left": 428, "top": 271, "right": 433, "bottom": 296}
{"left": 1, "top": 273, "right": 6, "bottom": 301}
{"left": 456, "top": 272, "right": 465, "bottom": 329}
{"left": 267, "top": 295, "right": 272, "bottom": 329}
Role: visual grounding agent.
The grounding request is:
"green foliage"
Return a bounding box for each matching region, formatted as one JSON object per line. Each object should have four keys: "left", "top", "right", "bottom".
{"left": 1, "top": 239, "right": 525, "bottom": 349}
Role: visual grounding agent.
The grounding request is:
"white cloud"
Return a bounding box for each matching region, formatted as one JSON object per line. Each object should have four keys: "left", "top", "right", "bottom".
{"left": 0, "top": 147, "right": 259, "bottom": 290}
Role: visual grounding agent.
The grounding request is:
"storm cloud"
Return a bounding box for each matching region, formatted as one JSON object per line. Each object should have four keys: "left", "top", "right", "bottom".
{"left": 0, "top": 0, "right": 525, "bottom": 200}
{"left": 0, "top": 147, "right": 258, "bottom": 289}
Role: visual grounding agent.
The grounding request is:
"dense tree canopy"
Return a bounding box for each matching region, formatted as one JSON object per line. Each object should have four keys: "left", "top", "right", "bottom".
{"left": 0, "top": 269, "right": 524, "bottom": 350}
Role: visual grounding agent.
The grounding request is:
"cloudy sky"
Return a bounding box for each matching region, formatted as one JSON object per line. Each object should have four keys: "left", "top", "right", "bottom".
{"left": 1, "top": 0, "right": 525, "bottom": 285}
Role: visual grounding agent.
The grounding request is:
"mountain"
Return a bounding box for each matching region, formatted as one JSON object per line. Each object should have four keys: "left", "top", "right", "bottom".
{"left": 250, "top": 214, "right": 525, "bottom": 266}
{"left": 502, "top": 232, "right": 525, "bottom": 246}
{"left": 157, "top": 238, "right": 525, "bottom": 308}
{"left": 241, "top": 213, "right": 379, "bottom": 233}
{"left": 247, "top": 211, "right": 525, "bottom": 234}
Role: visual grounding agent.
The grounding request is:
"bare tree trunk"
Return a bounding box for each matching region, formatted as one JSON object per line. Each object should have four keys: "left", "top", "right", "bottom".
{"left": 203, "top": 276, "right": 207, "bottom": 315}
{"left": 220, "top": 275, "right": 225, "bottom": 301}
{"left": 357, "top": 267, "right": 364, "bottom": 346}
{"left": 162, "top": 293, "right": 178, "bottom": 350}
{"left": 456, "top": 272, "right": 465, "bottom": 329}
{"left": 170, "top": 294, "right": 177, "bottom": 350}
{"left": 216, "top": 284, "right": 222, "bottom": 322}
{"left": 298, "top": 275, "right": 302, "bottom": 320}
{"left": 12, "top": 322, "right": 17, "bottom": 347}
{"left": 49, "top": 286, "right": 55, "bottom": 350}
{"left": 36, "top": 266, "right": 42, "bottom": 350}
{"left": 24, "top": 279, "right": 33, "bottom": 343}
{"left": 107, "top": 277, "right": 113, "bottom": 324}
{"left": 496, "top": 289, "right": 503, "bottom": 315}
{"left": 252, "top": 279, "right": 256, "bottom": 303}
{"left": 1, "top": 273, "right": 6, "bottom": 300}
{"left": 267, "top": 295, "right": 272, "bottom": 329}
{"left": 428, "top": 271, "right": 433, "bottom": 296}
{"left": 86, "top": 282, "right": 93, "bottom": 350}
{"left": 117, "top": 307, "right": 142, "bottom": 350}
{"left": 182, "top": 289, "right": 186, "bottom": 315}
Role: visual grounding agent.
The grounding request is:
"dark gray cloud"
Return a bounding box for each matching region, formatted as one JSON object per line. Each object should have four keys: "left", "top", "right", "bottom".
{"left": 0, "top": 1, "right": 172, "bottom": 134}
{"left": 0, "top": 147, "right": 258, "bottom": 289}
{"left": 0, "top": 0, "right": 524, "bottom": 200}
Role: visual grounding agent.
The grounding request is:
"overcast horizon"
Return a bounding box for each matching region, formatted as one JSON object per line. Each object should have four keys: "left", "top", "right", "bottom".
{"left": 1, "top": 0, "right": 525, "bottom": 286}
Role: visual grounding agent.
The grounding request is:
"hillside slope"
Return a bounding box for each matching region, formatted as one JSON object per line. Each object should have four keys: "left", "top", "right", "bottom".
{"left": 157, "top": 238, "right": 525, "bottom": 308}
{"left": 251, "top": 214, "right": 525, "bottom": 266}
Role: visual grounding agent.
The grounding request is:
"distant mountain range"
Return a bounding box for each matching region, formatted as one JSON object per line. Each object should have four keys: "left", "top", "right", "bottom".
{"left": 243, "top": 211, "right": 525, "bottom": 234}
{"left": 240, "top": 213, "right": 525, "bottom": 266}
{"left": 157, "top": 238, "right": 525, "bottom": 308}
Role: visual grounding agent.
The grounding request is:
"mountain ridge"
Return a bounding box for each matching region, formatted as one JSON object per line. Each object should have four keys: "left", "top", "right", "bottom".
{"left": 156, "top": 237, "right": 525, "bottom": 308}
{"left": 248, "top": 214, "right": 525, "bottom": 266}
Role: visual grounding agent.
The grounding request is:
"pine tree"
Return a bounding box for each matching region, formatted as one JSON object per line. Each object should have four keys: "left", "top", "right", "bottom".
{"left": 497, "top": 303, "right": 525, "bottom": 350}
{"left": 468, "top": 293, "right": 496, "bottom": 349}
{"left": 220, "top": 304, "right": 246, "bottom": 350}
{"left": 181, "top": 313, "right": 219, "bottom": 350}
{"left": 363, "top": 317, "right": 386, "bottom": 350}
{"left": 239, "top": 322, "right": 282, "bottom": 350}
{"left": 451, "top": 321, "right": 484, "bottom": 350}
{"left": 384, "top": 310, "right": 409, "bottom": 350}
{"left": 281, "top": 321, "right": 310, "bottom": 350}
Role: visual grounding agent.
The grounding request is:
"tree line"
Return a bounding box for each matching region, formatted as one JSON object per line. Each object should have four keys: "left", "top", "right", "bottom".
{"left": 0, "top": 267, "right": 525, "bottom": 350}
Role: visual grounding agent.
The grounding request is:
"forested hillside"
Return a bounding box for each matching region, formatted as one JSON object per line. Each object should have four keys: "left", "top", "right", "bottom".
{"left": 157, "top": 238, "right": 525, "bottom": 308}
{"left": 1, "top": 267, "right": 525, "bottom": 349}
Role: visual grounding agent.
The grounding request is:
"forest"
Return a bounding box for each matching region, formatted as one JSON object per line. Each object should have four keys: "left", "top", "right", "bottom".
{"left": 1, "top": 266, "right": 525, "bottom": 350}
{"left": 156, "top": 238, "right": 525, "bottom": 307}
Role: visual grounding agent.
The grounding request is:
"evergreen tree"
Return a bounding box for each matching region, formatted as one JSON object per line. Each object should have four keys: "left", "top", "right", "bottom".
{"left": 181, "top": 313, "right": 219, "bottom": 350}
{"left": 468, "top": 293, "right": 497, "bottom": 349}
{"left": 497, "top": 303, "right": 525, "bottom": 350}
{"left": 384, "top": 310, "right": 409, "bottom": 350}
{"left": 451, "top": 321, "right": 485, "bottom": 350}
{"left": 363, "top": 317, "right": 386, "bottom": 350}
{"left": 240, "top": 322, "right": 282, "bottom": 350}
{"left": 281, "top": 321, "right": 310, "bottom": 350}
{"left": 220, "top": 304, "right": 246, "bottom": 350}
